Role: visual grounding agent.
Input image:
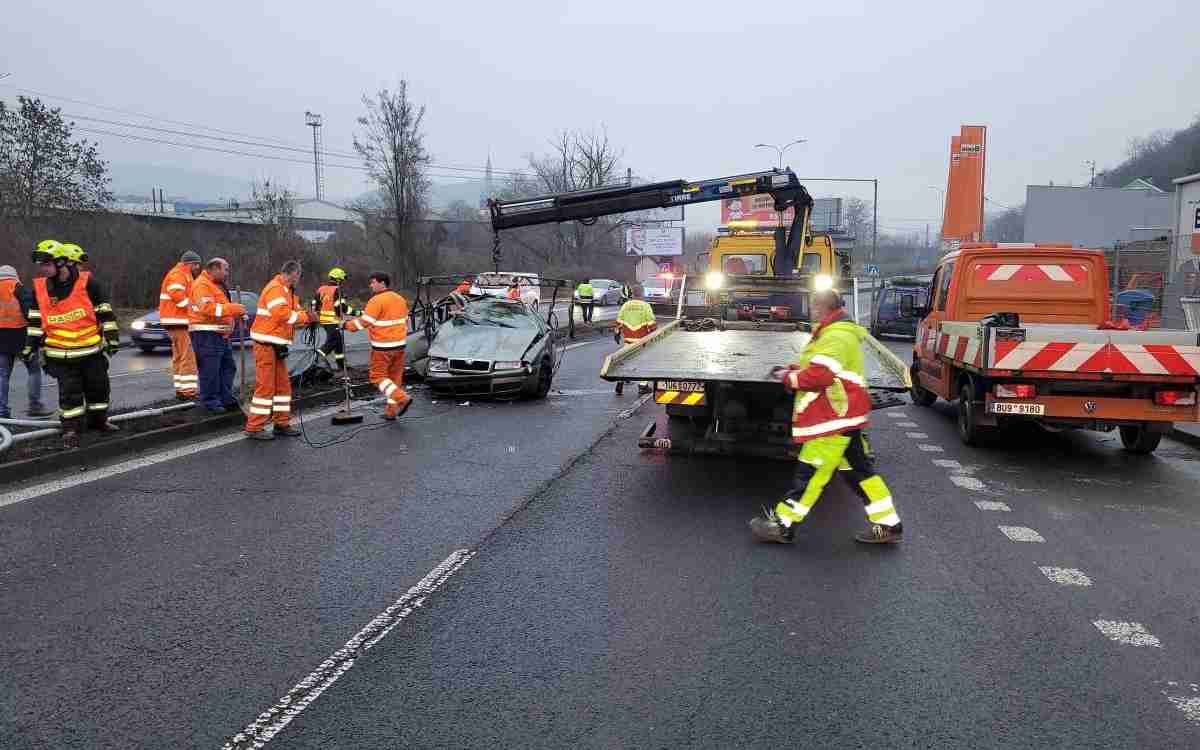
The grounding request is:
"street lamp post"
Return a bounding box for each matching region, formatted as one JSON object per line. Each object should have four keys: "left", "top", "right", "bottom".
{"left": 754, "top": 139, "right": 807, "bottom": 171}
{"left": 928, "top": 186, "right": 946, "bottom": 246}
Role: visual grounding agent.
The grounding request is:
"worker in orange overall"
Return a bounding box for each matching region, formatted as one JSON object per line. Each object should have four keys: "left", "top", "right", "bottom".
{"left": 345, "top": 271, "right": 411, "bottom": 420}
{"left": 158, "top": 250, "right": 202, "bottom": 400}
{"left": 245, "top": 260, "right": 312, "bottom": 440}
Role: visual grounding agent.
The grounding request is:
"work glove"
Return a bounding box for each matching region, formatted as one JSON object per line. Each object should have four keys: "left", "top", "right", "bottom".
{"left": 613, "top": 330, "right": 621, "bottom": 345}
{"left": 274, "top": 344, "right": 289, "bottom": 360}
{"left": 769, "top": 366, "right": 788, "bottom": 383}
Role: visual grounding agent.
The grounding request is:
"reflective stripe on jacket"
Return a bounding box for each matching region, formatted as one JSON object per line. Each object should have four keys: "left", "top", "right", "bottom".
{"left": 345, "top": 290, "right": 408, "bottom": 349}
{"left": 157, "top": 262, "right": 194, "bottom": 326}
{"left": 783, "top": 312, "right": 871, "bottom": 443}
{"left": 616, "top": 299, "right": 657, "bottom": 344}
{"left": 250, "top": 274, "right": 310, "bottom": 345}
{"left": 0, "top": 279, "right": 24, "bottom": 330}
{"left": 33, "top": 271, "right": 102, "bottom": 359}
{"left": 188, "top": 270, "right": 246, "bottom": 335}
{"left": 315, "top": 284, "right": 346, "bottom": 325}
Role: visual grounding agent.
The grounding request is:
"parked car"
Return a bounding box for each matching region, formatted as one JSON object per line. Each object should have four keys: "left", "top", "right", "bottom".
{"left": 130, "top": 290, "right": 258, "bottom": 352}
{"left": 573, "top": 278, "right": 622, "bottom": 306}
{"left": 424, "top": 297, "right": 556, "bottom": 399}
{"left": 470, "top": 271, "right": 540, "bottom": 309}
{"left": 869, "top": 277, "right": 931, "bottom": 339}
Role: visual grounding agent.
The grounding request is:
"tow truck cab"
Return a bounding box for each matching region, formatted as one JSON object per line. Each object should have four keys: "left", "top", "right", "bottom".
{"left": 696, "top": 226, "right": 848, "bottom": 322}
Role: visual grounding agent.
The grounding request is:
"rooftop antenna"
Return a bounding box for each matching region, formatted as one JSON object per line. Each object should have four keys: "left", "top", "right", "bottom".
{"left": 305, "top": 111, "right": 325, "bottom": 201}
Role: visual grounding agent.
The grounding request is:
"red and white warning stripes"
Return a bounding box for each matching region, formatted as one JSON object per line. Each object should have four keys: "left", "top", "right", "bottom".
{"left": 991, "top": 340, "right": 1200, "bottom": 376}
{"left": 973, "top": 263, "right": 1089, "bottom": 283}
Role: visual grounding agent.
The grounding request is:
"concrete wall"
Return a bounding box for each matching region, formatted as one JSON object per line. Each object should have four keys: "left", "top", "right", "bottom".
{"left": 1024, "top": 185, "right": 1172, "bottom": 248}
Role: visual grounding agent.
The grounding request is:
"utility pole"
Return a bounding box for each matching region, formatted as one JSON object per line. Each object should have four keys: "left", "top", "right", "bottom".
{"left": 1085, "top": 160, "right": 1096, "bottom": 187}
{"left": 305, "top": 111, "right": 325, "bottom": 201}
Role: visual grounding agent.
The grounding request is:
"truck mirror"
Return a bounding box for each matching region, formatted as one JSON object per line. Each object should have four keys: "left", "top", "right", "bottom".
{"left": 900, "top": 294, "right": 915, "bottom": 318}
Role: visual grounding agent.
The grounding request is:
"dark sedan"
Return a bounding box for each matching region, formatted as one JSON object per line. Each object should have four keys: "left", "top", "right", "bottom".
{"left": 130, "top": 290, "right": 258, "bottom": 352}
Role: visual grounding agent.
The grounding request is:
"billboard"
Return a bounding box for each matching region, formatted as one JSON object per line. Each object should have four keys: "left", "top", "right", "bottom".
{"left": 625, "top": 223, "right": 683, "bottom": 256}
{"left": 941, "top": 125, "right": 986, "bottom": 248}
{"left": 720, "top": 195, "right": 842, "bottom": 229}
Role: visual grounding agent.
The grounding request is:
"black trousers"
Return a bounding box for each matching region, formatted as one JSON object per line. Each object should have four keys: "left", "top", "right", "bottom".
{"left": 319, "top": 325, "right": 345, "bottom": 369}
{"left": 579, "top": 300, "right": 594, "bottom": 322}
{"left": 46, "top": 353, "right": 111, "bottom": 429}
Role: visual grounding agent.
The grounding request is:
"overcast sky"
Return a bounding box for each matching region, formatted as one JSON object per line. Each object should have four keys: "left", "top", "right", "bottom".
{"left": 3, "top": 0, "right": 1196, "bottom": 234}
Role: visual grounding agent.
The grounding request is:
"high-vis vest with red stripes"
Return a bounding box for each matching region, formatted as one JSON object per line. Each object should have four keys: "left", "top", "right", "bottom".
{"left": 784, "top": 316, "right": 871, "bottom": 443}
{"left": 33, "top": 272, "right": 102, "bottom": 359}
{"left": 158, "top": 262, "right": 194, "bottom": 326}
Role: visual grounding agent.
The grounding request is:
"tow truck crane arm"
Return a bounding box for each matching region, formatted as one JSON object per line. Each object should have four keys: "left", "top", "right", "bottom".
{"left": 487, "top": 168, "right": 815, "bottom": 273}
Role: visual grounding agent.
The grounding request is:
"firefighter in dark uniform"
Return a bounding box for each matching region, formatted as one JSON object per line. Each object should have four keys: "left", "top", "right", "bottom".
{"left": 312, "top": 267, "right": 352, "bottom": 371}
{"left": 24, "top": 242, "right": 121, "bottom": 447}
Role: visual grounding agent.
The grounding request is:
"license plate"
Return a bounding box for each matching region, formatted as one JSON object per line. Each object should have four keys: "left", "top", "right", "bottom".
{"left": 990, "top": 402, "right": 1044, "bottom": 415}
{"left": 658, "top": 380, "right": 704, "bottom": 393}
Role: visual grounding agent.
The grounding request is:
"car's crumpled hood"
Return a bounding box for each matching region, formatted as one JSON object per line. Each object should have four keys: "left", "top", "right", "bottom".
{"left": 429, "top": 324, "right": 539, "bottom": 362}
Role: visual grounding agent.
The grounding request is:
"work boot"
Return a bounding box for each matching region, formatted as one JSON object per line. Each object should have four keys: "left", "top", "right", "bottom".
{"left": 615, "top": 382, "right": 624, "bottom": 395}
{"left": 27, "top": 404, "right": 54, "bottom": 418}
{"left": 244, "top": 430, "right": 275, "bottom": 441}
{"left": 749, "top": 511, "right": 795, "bottom": 544}
{"left": 396, "top": 399, "right": 412, "bottom": 418}
{"left": 62, "top": 430, "right": 80, "bottom": 449}
{"left": 274, "top": 424, "right": 302, "bottom": 437}
{"left": 854, "top": 523, "right": 904, "bottom": 544}
{"left": 637, "top": 383, "right": 652, "bottom": 395}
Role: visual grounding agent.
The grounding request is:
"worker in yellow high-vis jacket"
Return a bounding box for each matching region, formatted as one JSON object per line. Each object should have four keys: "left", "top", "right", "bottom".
{"left": 750, "top": 288, "right": 903, "bottom": 545}
{"left": 613, "top": 288, "right": 656, "bottom": 395}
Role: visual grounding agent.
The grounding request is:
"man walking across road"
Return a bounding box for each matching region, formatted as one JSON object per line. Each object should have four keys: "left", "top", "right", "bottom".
{"left": 613, "top": 288, "right": 656, "bottom": 396}
{"left": 245, "top": 260, "right": 312, "bottom": 440}
{"left": 159, "top": 250, "right": 202, "bottom": 400}
{"left": 188, "top": 258, "right": 246, "bottom": 414}
{"left": 24, "top": 241, "right": 121, "bottom": 447}
{"left": 749, "top": 288, "right": 904, "bottom": 545}
{"left": 313, "top": 267, "right": 352, "bottom": 371}
{"left": 0, "top": 263, "right": 53, "bottom": 419}
{"left": 345, "top": 271, "right": 411, "bottom": 420}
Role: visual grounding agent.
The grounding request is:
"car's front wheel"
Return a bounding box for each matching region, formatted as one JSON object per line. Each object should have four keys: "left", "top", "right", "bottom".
{"left": 524, "top": 354, "right": 554, "bottom": 399}
{"left": 138, "top": 345, "right": 156, "bottom": 354}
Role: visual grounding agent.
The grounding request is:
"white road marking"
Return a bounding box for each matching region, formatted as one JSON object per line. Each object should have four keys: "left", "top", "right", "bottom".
{"left": 1093, "top": 620, "right": 1162, "bottom": 648}
{"left": 617, "top": 392, "right": 654, "bottom": 420}
{"left": 0, "top": 404, "right": 346, "bottom": 509}
{"left": 886, "top": 412, "right": 909, "bottom": 419}
{"left": 904, "top": 431, "right": 929, "bottom": 439}
{"left": 561, "top": 340, "right": 602, "bottom": 352}
{"left": 918, "top": 444, "right": 944, "bottom": 452}
{"left": 932, "top": 459, "right": 962, "bottom": 470}
{"left": 950, "top": 475, "right": 986, "bottom": 491}
{"left": 999, "top": 525, "right": 1045, "bottom": 543}
{"left": 222, "top": 549, "right": 475, "bottom": 749}
{"left": 974, "top": 500, "right": 1010, "bottom": 512}
{"left": 1038, "top": 566, "right": 1092, "bottom": 586}
{"left": 895, "top": 421, "right": 919, "bottom": 428}
{"left": 1164, "top": 685, "right": 1200, "bottom": 726}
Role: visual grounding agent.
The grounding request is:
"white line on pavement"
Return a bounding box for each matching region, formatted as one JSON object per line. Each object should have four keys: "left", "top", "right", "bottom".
{"left": 1038, "top": 567, "right": 1093, "bottom": 586}
{"left": 918, "top": 444, "right": 944, "bottom": 452}
{"left": 974, "top": 500, "right": 1011, "bottom": 512}
{"left": 998, "top": 525, "right": 1045, "bottom": 543}
{"left": 1164, "top": 690, "right": 1200, "bottom": 725}
{"left": 0, "top": 404, "right": 346, "bottom": 509}
{"left": 904, "top": 432, "right": 929, "bottom": 439}
{"left": 617, "top": 392, "right": 654, "bottom": 420}
{"left": 561, "top": 340, "right": 602, "bottom": 352}
{"left": 221, "top": 549, "right": 476, "bottom": 749}
{"left": 886, "top": 412, "right": 909, "bottom": 419}
{"left": 1093, "top": 620, "right": 1162, "bottom": 648}
{"left": 932, "top": 459, "right": 963, "bottom": 470}
{"left": 895, "top": 421, "right": 919, "bottom": 428}
{"left": 950, "top": 475, "right": 986, "bottom": 491}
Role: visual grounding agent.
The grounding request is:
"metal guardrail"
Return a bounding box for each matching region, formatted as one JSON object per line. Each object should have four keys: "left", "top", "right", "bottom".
{"left": 0, "top": 402, "right": 197, "bottom": 457}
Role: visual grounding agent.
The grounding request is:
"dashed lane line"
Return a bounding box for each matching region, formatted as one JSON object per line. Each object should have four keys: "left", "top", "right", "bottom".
{"left": 918, "top": 444, "right": 944, "bottom": 452}
{"left": 221, "top": 549, "right": 476, "bottom": 749}
{"left": 998, "top": 525, "right": 1045, "bottom": 543}
{"left": 974, "top": 500, "right": 1011, "bottom": 512}
{"left": 932, "top": 459, "right": 963, "bottom": 470}
{"left": 1163, "top": 685, "right": 1200, "bottom": 726}
{"left": 904, "top": 432, "right": 929, "bottom": 439}
{"left": 885, "top": 411, "right": 909, "bottom": 419}
{"left": 1038, "top": 567, "right": 1093, "bottom": 586}
{"left": 1093, "top": 620, "right": 1162, "bottom": 648}
{"left": 949, "top": 475, "right": 986, "bottom": 491}
{"left": 895, "top": 421, "right": 919, "bottom": 428}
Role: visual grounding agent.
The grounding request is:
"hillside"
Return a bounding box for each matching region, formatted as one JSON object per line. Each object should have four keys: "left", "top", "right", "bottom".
{"left": 1100, "top": 115, "right": 1200, "bottom": 191}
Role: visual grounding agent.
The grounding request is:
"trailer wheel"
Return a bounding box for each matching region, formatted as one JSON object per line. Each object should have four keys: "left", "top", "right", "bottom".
{"left": 910, "top": 364, "right": 937, "bottom": 407}
{"left": 1119, "top": 424, "right": 1162, "bottom": 455}
{"left": 957, "top": 381, "right": 990, "bottom": 446}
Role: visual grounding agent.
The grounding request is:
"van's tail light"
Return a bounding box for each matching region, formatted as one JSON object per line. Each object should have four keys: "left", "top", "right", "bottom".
{"left": 1154, "top": 390, "right": 1197, "bottom": 406}
{"left": 995, "top": 384, "right": 1037, "bottom": 399}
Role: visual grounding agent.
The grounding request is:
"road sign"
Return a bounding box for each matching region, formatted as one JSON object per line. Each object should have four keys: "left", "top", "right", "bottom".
{"left": 862, "top": 263, "right": 880, "bottom": 276}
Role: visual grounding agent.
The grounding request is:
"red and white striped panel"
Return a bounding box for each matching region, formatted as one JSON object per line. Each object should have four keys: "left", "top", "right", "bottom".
{"left": 991, "top": 339, "right": 1200, "bottom": 376}
{"left": 935, "top": 331, "right": 983, "bottom": 367}
{"left": 973, "top": 263, "right": 1089, "bottom": 283}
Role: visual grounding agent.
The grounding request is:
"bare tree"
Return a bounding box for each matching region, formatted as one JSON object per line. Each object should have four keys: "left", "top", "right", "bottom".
{"left": 0, "top": 96, "right": 111, "bottom": 219}
{"left": 842, "top": 197, "right": 874, "bottom": 257}
{"left": 250, "top": 178, "right": 302, "bottom": 275}
{"left": 353, "top": 82, "right": 430, "bottom": 287}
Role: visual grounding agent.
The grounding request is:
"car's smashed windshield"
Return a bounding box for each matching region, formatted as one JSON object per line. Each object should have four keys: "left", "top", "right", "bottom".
{"left": 455, "top": 299, "right": 537, "bottom": 329}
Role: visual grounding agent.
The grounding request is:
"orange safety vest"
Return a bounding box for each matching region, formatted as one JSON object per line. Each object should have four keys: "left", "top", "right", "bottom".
{"left": 158, "top": 262, "right": 194, "bottom": 326}
{"left": 33, "top": 272, "right": 102, "bottom": 359}
{"left": 188, "top": 270, "right": 245, "bottom": 335}
{"left": 316, "top": 284, "right": 343, "bottom": 325}
{"left": 346, "top": 290, "right": 408, "bottom": 348}
{"left": 250, "top": 274, "right": 310, "bottom": 346}
{"left": 455, "top": 281, "right": 472, "bottom": 295}
{"left": 506, "top": 286, "right": 521, "bottom": 301}
{"left": 0, "top": 279, "right": 24, "bottom": 330}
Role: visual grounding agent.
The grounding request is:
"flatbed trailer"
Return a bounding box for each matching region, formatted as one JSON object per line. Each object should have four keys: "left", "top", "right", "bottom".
{"left": 600, "top": 318, "right": 910, "bottom": 459}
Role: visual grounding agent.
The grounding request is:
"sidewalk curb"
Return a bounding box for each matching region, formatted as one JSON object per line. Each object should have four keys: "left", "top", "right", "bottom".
{"left": 1170, "top": 426, "right": 1200, "bottom": 449}
{"left": 0, "top": 383, "right": 374, "bottom": 486}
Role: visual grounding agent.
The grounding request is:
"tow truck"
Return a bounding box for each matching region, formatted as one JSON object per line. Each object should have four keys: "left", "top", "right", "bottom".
{"left": 488, "top": 168, "right": 910, "bottom": 459}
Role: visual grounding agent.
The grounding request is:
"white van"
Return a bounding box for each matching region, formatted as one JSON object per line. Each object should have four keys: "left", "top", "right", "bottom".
{"left": 470, "top": 272, "right": 541, "bottom": 309}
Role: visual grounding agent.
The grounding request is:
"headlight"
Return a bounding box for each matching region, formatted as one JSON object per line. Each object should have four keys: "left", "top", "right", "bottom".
{"left": 705, "top": 272, "right": 725, "bottom": 290}
{"left": 131, "top": 321, "right": 146, "bottom": 331}
{"left": 494, "top": 360, "right": 522, "bottom": 370}
{"left": 813, "top": 274, "right": 834, "bottom": 292}
{"left": 428, "top": 357, "right": 449, "bottom": 372}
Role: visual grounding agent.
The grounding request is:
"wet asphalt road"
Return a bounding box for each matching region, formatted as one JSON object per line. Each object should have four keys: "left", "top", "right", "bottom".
{"left": 4, "top": 333, "right": 1200, "bottom": 748}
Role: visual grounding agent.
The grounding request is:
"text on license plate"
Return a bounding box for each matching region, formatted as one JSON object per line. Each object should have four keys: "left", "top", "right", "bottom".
{"left": 658, "top": 380, "right": 704, "bottom": 393}
{"left": 990, "top": 402, "right": 1044, "bottom": 415}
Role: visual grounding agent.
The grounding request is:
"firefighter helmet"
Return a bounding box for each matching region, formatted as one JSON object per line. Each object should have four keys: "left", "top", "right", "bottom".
{"left": 59, "top": 243, "right": 89, "bottom": 264}
{"left": 328, "top": 267, "right": 348, "bottom": 281}
{"left": 31, "top": 240, "right": 65, "bottom": 264}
